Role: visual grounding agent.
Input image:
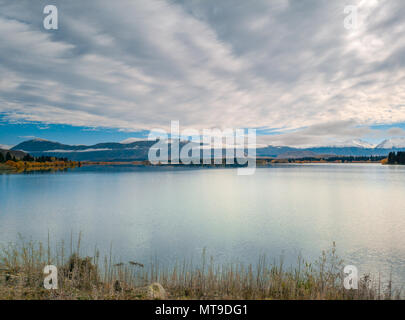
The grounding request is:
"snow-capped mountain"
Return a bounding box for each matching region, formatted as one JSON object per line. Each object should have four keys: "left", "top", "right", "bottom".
{"left": 376, "top": 138, "right": 405, "bottom": 149}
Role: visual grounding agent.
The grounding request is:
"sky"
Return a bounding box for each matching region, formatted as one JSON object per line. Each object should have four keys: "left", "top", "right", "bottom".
{"left": 1, "top": 0, "right": 405, "bottom": 148}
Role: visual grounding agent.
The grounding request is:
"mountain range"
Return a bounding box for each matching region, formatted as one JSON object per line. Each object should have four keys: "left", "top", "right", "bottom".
{"left": 8, "top": 138, "right": 405, "bottom": 161}
{"left": 10, "top": 139, "right": 157, "bottom": 161}
{"left": 376, "top": 138, "right": 405, "bottom": 149}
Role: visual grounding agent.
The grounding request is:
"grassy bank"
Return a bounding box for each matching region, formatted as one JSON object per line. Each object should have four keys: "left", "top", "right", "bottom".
{"left": 0, "top": 238, "right": 401, "bottom": 300}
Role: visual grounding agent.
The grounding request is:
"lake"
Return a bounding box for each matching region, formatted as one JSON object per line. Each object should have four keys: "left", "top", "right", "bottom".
{"left": 1, "top": 164, "right": 404, "bottom": 285}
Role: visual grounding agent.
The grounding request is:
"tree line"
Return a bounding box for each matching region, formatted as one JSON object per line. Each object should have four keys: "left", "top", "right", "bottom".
{"left": 0, "top": 152, "right": 69, "bottom": 164}
{"left": 0, "top": 152, "right": 16, "bottom": 163}
{"left": 387, "top": 152, "right": 405, "bottom": 165}
{"left": 281, "top": 156, "right": 386, "bottom": 163}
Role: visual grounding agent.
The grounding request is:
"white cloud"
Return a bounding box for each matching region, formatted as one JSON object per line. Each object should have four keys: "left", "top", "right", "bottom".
{"left": 120, "top": 138, "right": 147, "bottom": 144}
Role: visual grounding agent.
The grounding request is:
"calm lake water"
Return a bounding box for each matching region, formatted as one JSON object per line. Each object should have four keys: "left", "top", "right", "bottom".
{"left": 1, "top": 164, "right": 404, "bottom": 285}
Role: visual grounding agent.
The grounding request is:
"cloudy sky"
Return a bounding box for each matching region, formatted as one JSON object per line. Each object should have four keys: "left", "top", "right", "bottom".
{"left": 1, "top": 0, "right": 405, "bottom": 147}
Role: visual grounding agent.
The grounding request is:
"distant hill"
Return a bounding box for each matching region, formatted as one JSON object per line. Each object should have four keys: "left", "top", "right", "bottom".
{"left": 11, "top": 138, "right": 405, "bottom": 161}
{"left": 256, "top": 145, "right": 404, "bottom": 158}
{"left": 376, "top": 138, "right": 405, "bottom": 149}
{"left": 12, "top": 139, "right": 160, "bottom": 161}
{"left": 276, "top": 150, "right": 333, "bottom": 159}
{"left": 256, "top": 145, "right": 296, "bottom": 158}
{"left": 304, "top": 146, "right": 395, "bottom": 157}
{"left": 11, "top": 139, "right": 81, "bottom": 152}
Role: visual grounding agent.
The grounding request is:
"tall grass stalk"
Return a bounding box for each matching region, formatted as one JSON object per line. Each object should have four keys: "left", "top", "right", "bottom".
{"left": 0, "top": 237, "right": 402, "bottom": 300}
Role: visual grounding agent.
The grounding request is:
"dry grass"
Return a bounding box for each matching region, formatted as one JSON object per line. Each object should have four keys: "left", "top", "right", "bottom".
{"left": 0, "top": 236, "right": 402, "bottom": 300}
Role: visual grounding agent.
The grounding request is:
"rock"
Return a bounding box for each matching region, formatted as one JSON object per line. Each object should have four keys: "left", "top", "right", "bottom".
{"left": 114, "top": 280, "right": 123, "bottom": 292}
{"left": 146, "top": 283, "right": 168, "bottom": 300}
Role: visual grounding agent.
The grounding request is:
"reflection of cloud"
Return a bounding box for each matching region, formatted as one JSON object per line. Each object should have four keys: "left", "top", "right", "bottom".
{"left": 0, "top": 0, "right": 405, "bottom": 146}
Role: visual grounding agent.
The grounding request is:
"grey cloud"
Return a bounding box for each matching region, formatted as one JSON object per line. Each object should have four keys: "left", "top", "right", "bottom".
{"left": 0, "top": 0, "right": 405, "bottom": 143}
{"left": 387, "top": 127, "right": 405, "bottom": 136}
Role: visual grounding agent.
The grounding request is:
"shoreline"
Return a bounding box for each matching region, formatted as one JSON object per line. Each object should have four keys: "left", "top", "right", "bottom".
{"left": 0, "top": 158, "right": 398, "bottom": 174}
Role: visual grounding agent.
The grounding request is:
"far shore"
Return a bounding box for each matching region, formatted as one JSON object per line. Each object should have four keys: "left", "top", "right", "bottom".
{"left": 0, "top": 160, "right": 78, "bottom": 174}
{"left": 0, "top": 157, "right": 391, "bottom": 174}
{"left": 81, "top": 157, "right": 388, "bottom": 167}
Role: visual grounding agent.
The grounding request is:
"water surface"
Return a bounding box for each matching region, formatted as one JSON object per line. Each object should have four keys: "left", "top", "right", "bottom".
{"left": 1, "top": 164, "right": 404, "bottom": 285}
